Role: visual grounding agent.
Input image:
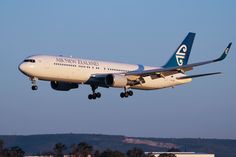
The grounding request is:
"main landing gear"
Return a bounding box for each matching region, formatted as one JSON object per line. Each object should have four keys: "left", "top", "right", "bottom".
{"left": 88, "top": 84, "right": 101, "bottom": 100}
{"left": 31, "top": 77, "right": 38, "bottom": 91}
{"left": 120, "top": 87, "right": 133, "bottom": 98}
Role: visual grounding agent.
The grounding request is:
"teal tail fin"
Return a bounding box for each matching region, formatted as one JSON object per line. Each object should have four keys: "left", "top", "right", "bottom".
{"left": 163, "top": 32, "right": 195, "bottom": 68}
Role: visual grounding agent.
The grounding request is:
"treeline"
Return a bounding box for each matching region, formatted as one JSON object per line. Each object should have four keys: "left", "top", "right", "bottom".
{"left": 0, "top": 139, "right": 178, "bottom": 157}
{"left": 0, "top": 139, "right": 24, "bottom": 157}
{"left": 40, "top": 142, "right": 149, "bottom": 157}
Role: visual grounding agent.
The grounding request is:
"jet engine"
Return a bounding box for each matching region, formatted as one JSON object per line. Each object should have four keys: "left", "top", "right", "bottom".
{"left": 105, "top": 74, "right": 129, "bottom": 88}
{"left": 50, "top": 81, "right": 78, "bottom": 91}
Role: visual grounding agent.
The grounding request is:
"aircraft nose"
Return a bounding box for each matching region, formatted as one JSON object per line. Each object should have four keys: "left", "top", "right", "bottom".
{"left": 18, "top": 62, "right": 27, "bottom": 73}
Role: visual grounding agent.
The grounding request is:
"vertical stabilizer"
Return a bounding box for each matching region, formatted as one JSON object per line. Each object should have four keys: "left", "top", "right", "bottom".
{"left": 163, "top": 32, "right": 195, "bottom": 68}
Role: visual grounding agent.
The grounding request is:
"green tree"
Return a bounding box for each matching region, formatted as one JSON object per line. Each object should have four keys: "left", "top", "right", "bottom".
{"left": 127, "top": 147, "right": 144, "bottom": 157}
{"left": 0, "top": 139, "right": 4, "bottom": 157}
{"left": 40, "top": 150, "right": 54, "bottom": 156}
{"left": 71, "top": 142, "right": 93, "bottom": 157}
{"left": 0, "top": 139, "right": 3, "bottom": 151}
{"left": 100, "top": 149, "right": 113, "bottom": 157}
{"left": 8, "top": 146, "right": 25, "bottom": 157}
{"left": 71, "top": 144, "right": 80, "bottom": 157}
{"left": 1, "top": 148, "right": 9, "bottom": 157}
{"left": 112, "top": 150, "right": 125, "bottom": 157}
{"left": 53, "top": 143, "right": 67, "bottom": 157}
{"left": 100, "top": 149, "right": 125, "bottom": 157}
{"left": 94, "top": 150, "right": 100, "bottom": 157}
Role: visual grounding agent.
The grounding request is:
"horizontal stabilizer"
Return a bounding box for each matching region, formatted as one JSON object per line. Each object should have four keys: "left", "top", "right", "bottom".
{"left": 177, "top": 72, "right": 221, "bottom": 79}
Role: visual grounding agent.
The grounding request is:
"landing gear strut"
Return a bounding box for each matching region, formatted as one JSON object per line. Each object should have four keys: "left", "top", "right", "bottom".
{"left": 30, "top": 77, "right": 38, "bottom": 91}
{"left": 120, "top": 87, "right": 133, "bottom": 98}
{"left": 88, "top": 84, "right": 101, "bottom": 100}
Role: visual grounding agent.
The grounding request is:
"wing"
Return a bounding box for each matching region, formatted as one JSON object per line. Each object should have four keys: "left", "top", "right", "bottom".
{"left": 126, "top": 43, "right": 232, "bottom": 77}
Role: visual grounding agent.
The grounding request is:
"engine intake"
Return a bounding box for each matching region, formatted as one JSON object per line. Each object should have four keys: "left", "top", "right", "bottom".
{"left": 51, "top": 81, "right": 78, "bottom": 91}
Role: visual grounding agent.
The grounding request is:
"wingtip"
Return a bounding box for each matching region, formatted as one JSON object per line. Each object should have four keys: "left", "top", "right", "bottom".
{"left": 228, "top": 42, "right": 232, "bottom": 49}
{"left": 225, "top": 42, "right": 232, "bottom": 54}
{"left": 214, "top": 43, "right": 232, "bottom": 62}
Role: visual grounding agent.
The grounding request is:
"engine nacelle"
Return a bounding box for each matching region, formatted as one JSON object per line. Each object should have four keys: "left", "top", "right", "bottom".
{"left": 50, "top": 81, "right": 78, "bottom": 91}
{"left": 105, "top": 74, "right": 128, "bottom": 88}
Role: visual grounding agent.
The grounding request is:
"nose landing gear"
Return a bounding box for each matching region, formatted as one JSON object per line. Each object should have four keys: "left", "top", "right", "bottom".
{"left": 31, "top": 85, "right": 38, "bottom": 90}
{"left": 30, "top": 77, "right": 38, "bottom": 91}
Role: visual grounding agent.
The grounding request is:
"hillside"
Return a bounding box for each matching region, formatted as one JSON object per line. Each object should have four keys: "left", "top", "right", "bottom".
{"left": 0, "top": 134, "right": 236, "bottom": 157}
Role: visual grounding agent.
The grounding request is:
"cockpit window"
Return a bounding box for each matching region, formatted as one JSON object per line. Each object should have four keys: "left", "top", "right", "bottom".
{"left": 24, "top": 59, "right": 36, "bottom": 63}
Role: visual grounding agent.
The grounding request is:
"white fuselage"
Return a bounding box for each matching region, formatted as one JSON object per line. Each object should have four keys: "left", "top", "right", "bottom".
{"left": 19, "top": 55, "right": 192, "bottom": 90}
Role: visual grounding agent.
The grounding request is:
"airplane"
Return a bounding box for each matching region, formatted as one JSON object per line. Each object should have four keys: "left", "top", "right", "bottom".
{"left": 18, "top": 32, "right": 232, "bottom": 100}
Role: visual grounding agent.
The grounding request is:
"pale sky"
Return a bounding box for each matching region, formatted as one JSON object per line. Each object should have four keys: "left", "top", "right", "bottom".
{"left": 0, "top": 0, "right": 236, "bottom": 139}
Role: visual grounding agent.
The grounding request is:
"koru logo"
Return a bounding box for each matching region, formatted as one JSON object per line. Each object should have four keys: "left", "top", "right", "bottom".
{"left": 225, "top": 48, "right": 229, "bottom": 54}
{"left": 176, "top": 44, "right": 187, "bottom": 66}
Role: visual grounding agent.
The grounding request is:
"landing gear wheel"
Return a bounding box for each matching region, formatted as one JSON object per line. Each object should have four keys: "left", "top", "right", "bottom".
{"left": 120, "top": 92, "right": 125, "bottom": 98}
{"left": 31, "top": 85, "right": 38, "bottom": 90}
{"left": 124, "top": 92, "right": 129, "bottom": 98}
{"left": 92, "top": 94, "right": 97, "bottom": 99}
{"left": 128, "top": 91, "right": 133, "bottom": 96}
{"left": 96, "top": 92, "right": 101, "bottom": 98}
{"left": 88, "top": 94, "right": 93, "bottom": 100}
